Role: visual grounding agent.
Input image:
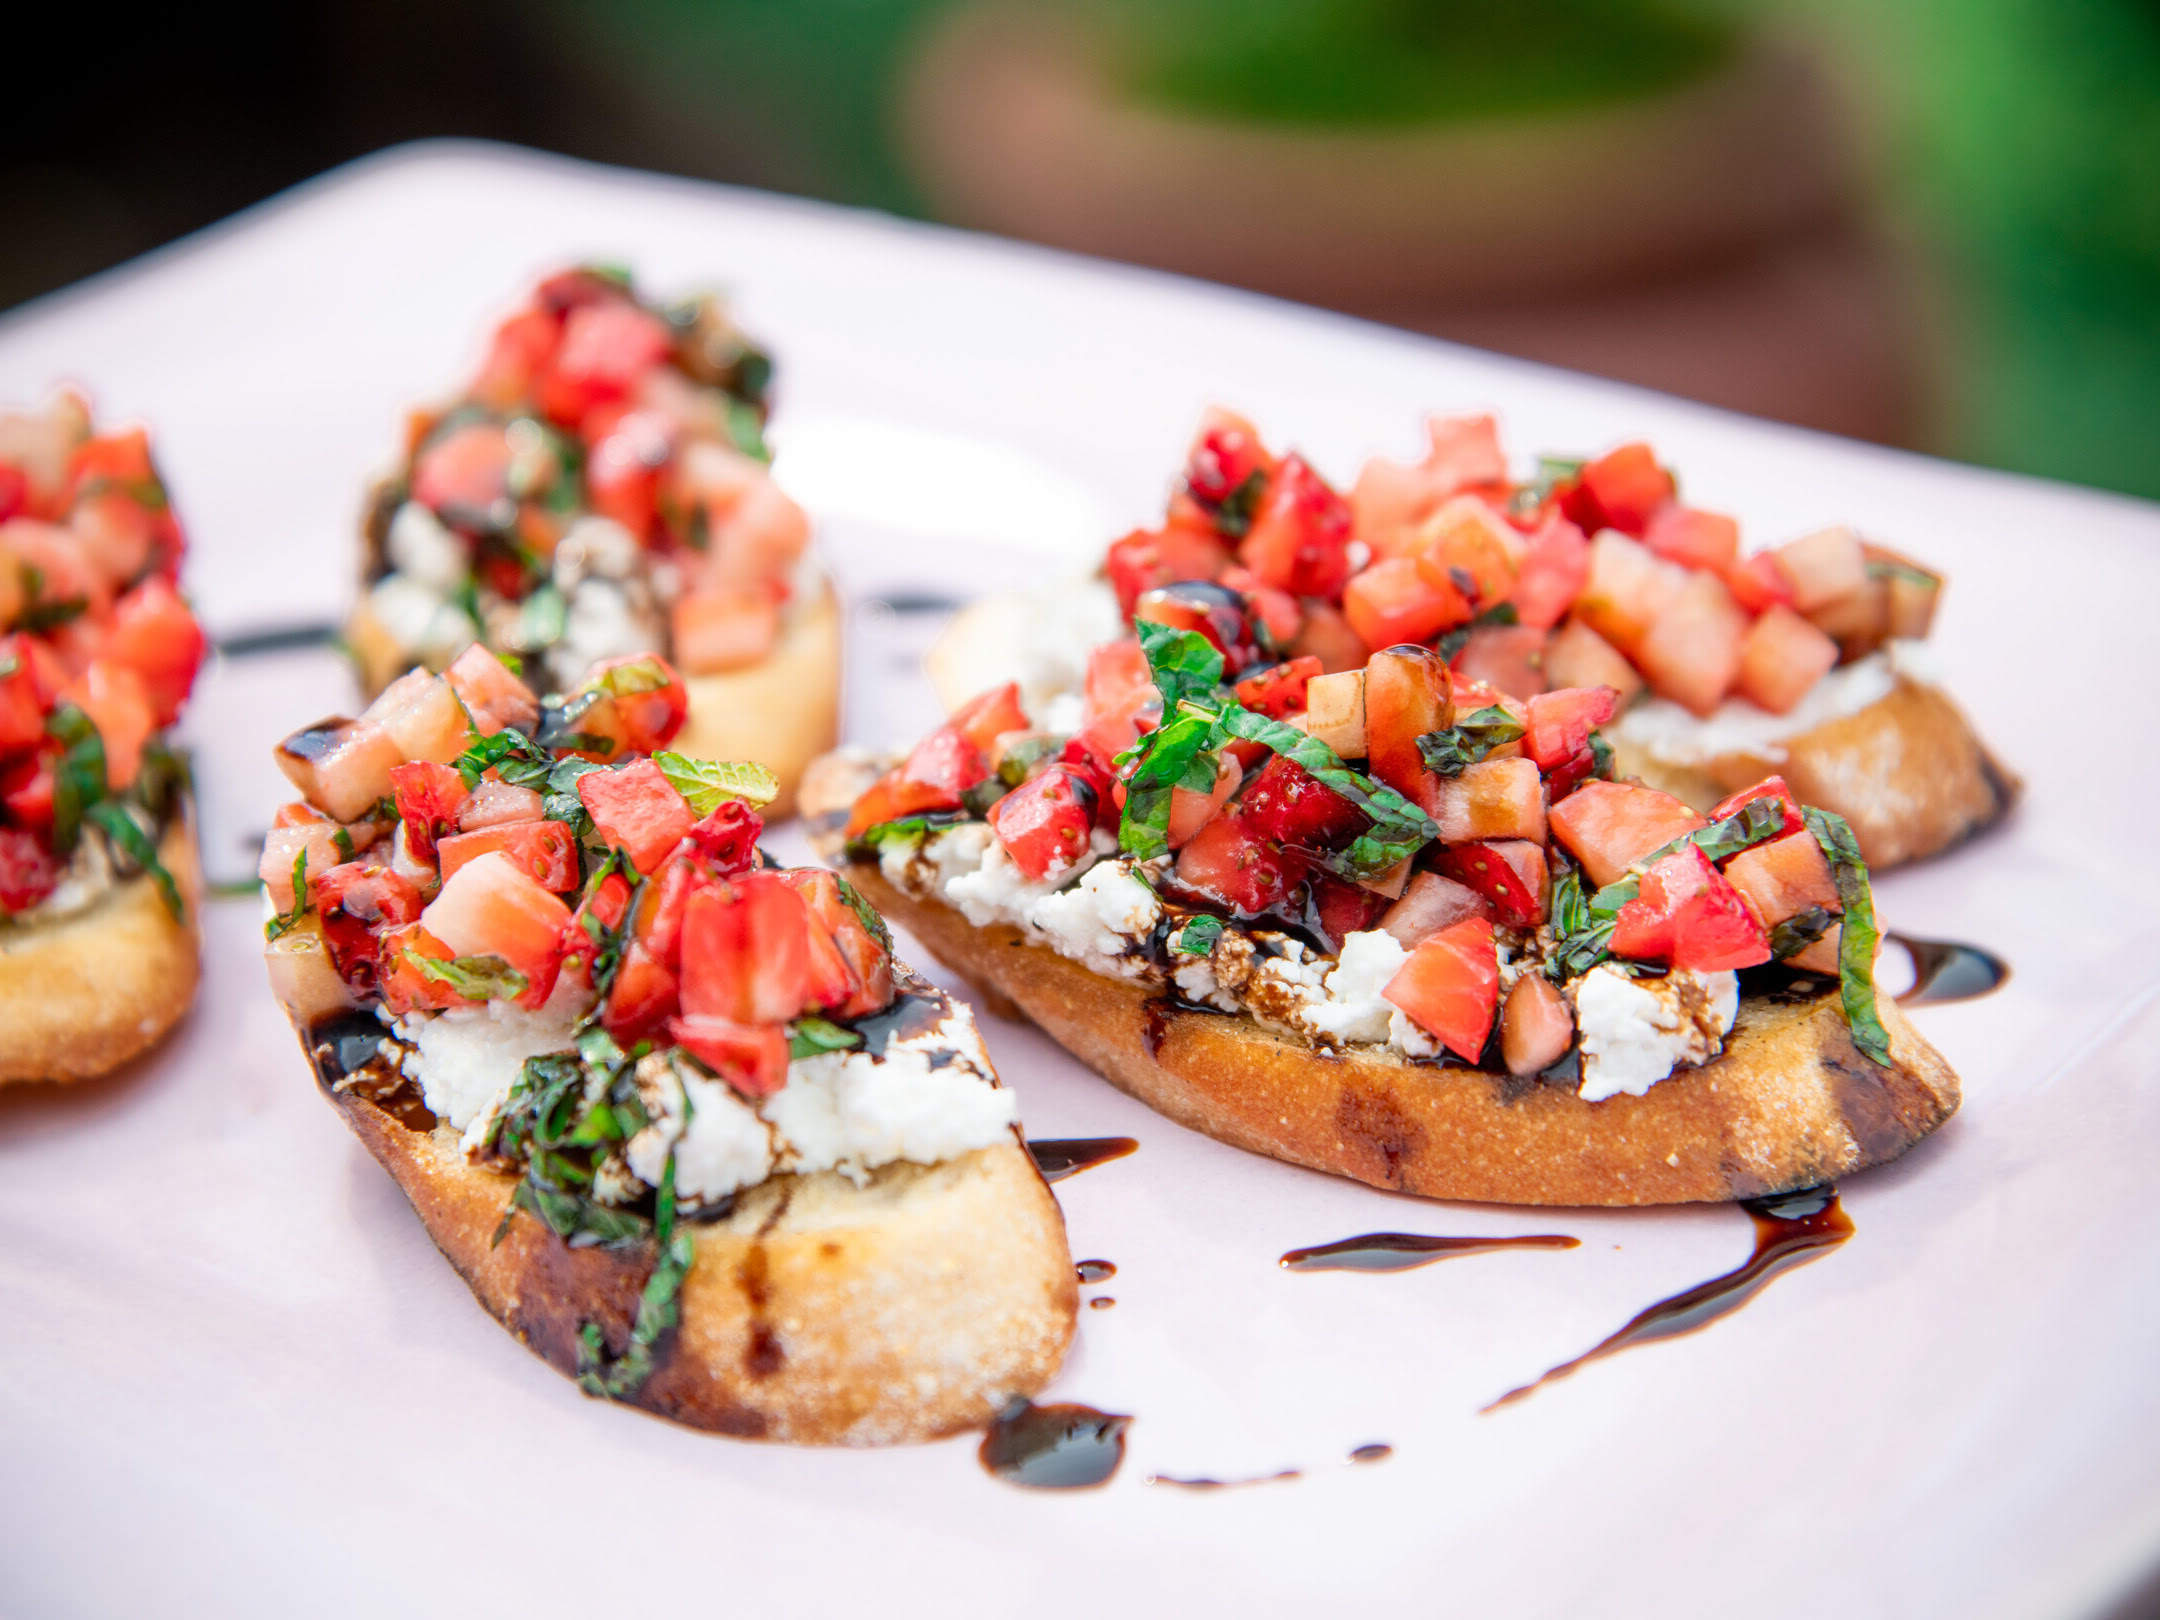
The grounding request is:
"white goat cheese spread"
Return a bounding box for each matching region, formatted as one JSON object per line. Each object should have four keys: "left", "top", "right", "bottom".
{"left": 1572, "top": 963, "right": 1739, "bottom": 1103}
{"left": 5, "top": 823, "right": 129, "bottom": 927}
{"left": 1609, "top": 641, "right": 1932, "bottom": 767}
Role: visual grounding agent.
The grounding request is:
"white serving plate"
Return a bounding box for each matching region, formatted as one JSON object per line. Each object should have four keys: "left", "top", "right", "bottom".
{"left": 2, "top": 142, "right": 2156, "bottom": 1620}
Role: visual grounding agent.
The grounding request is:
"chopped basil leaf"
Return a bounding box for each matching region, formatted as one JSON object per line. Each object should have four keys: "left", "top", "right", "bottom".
{"left": 1546, "top": 862, "right": 1622, "bottom": 980}
{"left": 1174, "top": 914, "right": 1225, "bottom": 956}
{"left": 1630, "top": 795, "right": 1788, "bottom": 872}
{"left": 834, "top": 872, "right": 893, "bottom": 954}
{"left": 406, "top": 950, "right": 529, "bottom": 1001}
{"left": 1435, "top": 601, "right": 1520, "bottom": 663}
{"left": 88, "top": 803, "right": 183, "bottom": 922}
{"left": 585, "top": 655, "right": 673, "bottom": 699}
{"left": 1201, "top": 468, "right": 1266, "bottom": 539}
{"left": 264, "top": 851, "right": 310, "bottom": 940}
{"left": 1588, "top": 731, "right": 1616, "bottom": 780}
{"left": 45, "top": 704, "right": 107, "bottom": 856}
{"left": 653, "top": 752, "right": 780, "bottom": 815}
{"left": 1117, "top": 706, "right": 1224, "bottom": 862}
{"left": 789, "top": 1017, "right": 863, "bottom": 1059}
{"left": 1803, "top": 806, "right": 1894, "bottom": 1065}
{"left": 995, "top": 734, "right": 1063, "bottom": 788}
{"left": 454, "top": 726, "right": 555, "bottom": 790}
{"left": 1416, "top": 704, "right": 1526, "bottom": 777}
{"left": 1217, "top": 706, "right": 1436, "bottom": 878}
{"left": 1767, "top": 905, "right": 1834, "bottom": 959}
{"left": 847, "top": 812, "right": 964, "bottom": 859}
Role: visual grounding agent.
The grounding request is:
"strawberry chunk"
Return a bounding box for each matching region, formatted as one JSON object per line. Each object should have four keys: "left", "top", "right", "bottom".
{"left": 578, "top": 759, "right": 694, "bottom": 874}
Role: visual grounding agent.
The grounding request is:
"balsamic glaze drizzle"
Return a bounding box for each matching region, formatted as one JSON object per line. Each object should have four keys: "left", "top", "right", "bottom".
{"left": 1028, "top": 1137, "right": 1140, "bottom": 1183}
{"left": 979, "top": 1398, "right": 1131, "bottom": 1489}
{"left": 1281, "top": 1232, "right": 1580, "bottom": 1273}
{"left": 1885, "top": 932, "right": 2010, "bottom": 1006}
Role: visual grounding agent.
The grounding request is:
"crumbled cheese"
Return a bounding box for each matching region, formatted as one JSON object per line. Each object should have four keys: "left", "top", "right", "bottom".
{"left": 1302, "top": 929, "right": 1406, "bottom": 1044}
{"left": 1029, "top": 861, "right": 1161, "bottom": 974}
{"left": 7, "top": 825, "right": 119, "bottom": 926}
{"left": 385, "top": 500, "right": 467, "bottom": 592}
{"left": 943, "top": 836, "right": 1071, "bottom": 929}
{"left": 390, "top": 979, "right": 590, "bottom": 1135}
{"left": 761, "top": 1000, "right": 1017, "bottom": 1182}
{"left": 1572, "top": 964, "right": 1739, "bottom": 1103}
{"left": 548, "top": 578, "right": 662, "bottom": 694}
{"left": 366, "top": 573, "right": 476, "bottom": 667}
{"left": 549, "top": 515, "right": 643, "bottom": 589}
{"left": 1609, "top": 644, "right": 1928, "bottom": 766}
{"left": 626, "top": 1050, "right": 776, "bottom": 1205}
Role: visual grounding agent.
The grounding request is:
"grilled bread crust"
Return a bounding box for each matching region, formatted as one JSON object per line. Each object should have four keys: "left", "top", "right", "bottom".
{"left": 843, "top": 863, "right": 1962, "bottom": 1207}
{"left": 0, "top": 813, "right": 201, "bottom": 1085}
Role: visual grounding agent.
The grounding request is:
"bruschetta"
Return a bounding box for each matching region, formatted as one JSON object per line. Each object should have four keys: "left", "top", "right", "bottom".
{"left": 927, "top": 410, "right": 2015, "bottom": 868}
{"left": 0, "top": 394, "right": 206, "bottom": 1083}
{"left": 347, "top": 266, "right": 839, "bottom": 817}
{"left": 263, "top": 648, "right": 1073, "bottom": 1443}
{"left": 808, "top": 623, "right": 1961, "bottom": 1207}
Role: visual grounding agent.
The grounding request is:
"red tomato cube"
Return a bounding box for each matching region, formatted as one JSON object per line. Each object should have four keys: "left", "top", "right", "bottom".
{"left": 1576, "top": 442, "right": 1675, "bottom": 536}
{"left": 1735, "top": 605, "right": 1840, "bottom": 714}
{"left": 988, "top": 765, "right": 1099, "bottom": 878}
{"left": 578, "top": 759, "right": 695, "bottom": 874}
{"left": 1547, "top": 780, "right": 1706, "bottom": 889}
{"left": 1635, "top": 570, "right": 1751, "bottom": 716}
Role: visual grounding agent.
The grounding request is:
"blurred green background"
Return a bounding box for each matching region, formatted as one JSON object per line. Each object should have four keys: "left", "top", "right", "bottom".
{"left": 4, "top": 0, "right": 2155, "bottom": 499}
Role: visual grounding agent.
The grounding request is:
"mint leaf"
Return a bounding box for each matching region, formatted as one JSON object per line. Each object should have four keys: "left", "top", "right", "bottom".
{"left": 789, "top": 1017, "right": 863, "bottom": 1059}
{"left": 1416, "top": 704, "right": 1525, "bottom": 777}
{"left": 88, "top": 803, "right": 183, "bottom": 922}
{"left": 406, "top": 950, "right": 529, "bottom": 1001}
{"left": 1173, "top": 914, "right": 1225, "bottom": 955}
{"left": 1134, "top": 619, "right": 1225, "bottom": 711}
{"left": 654, "top": 752, "right": 779, "bottom": 815}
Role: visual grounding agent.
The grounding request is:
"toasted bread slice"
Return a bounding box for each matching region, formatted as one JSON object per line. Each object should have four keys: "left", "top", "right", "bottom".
{"left": 842, "top": 862, "right": 1960, "bottom": 1207}
{"left": 1610, "top": 676, "right": 2018, "bottom": 870}
{"left": 0, "top": 812, "right": 201, "bottom": 1086}
{"left": 346, "top": 578, "right": 842, "bottom": 822}
{"left": 292, "top": 980, "right": 1076, "bottom": 1444}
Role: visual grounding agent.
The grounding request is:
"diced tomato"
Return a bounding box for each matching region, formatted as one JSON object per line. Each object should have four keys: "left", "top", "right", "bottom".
{"left": 536, "top": 301, "right": 674, "bottom": 431}
{"left": 437, "top": 820, "right": 579, "bottom": 891}
{"left": 1450, "top": 624, "right": 1548, "bottom": 697}
{"left": 1431, "top": 758, "right": 1546, "bottom": 846}
{"left": 571, "top": 654, "right": 691, "bottom": 757}
{"left": 1500, "top": 975, "right": 1575, "bottom": 1077}
{"left": 1725, "top": 551, "right": 1798, "bottom": 615}
{"left": 1710, "top": 775, "right": 1806, "bottom": 839}
{"left": 1643, "top": 506, "right": 1740, "bottom": 572}
{"left": 1135, "top": 581, "right": 1263, "bottom": 674}
{"left": 684, "top": 800, "right": 764, "bottom": 876}
{"left": 376, "top": 924, "right": 481, "bottom": 1016}
{"left": 1430, "top": 838, "right": 1548, "bottom": 927}
{"left": 780, "top": 867, "right": 894, "bottom": 1020}
{"left": 65, "top": 661, "right": 154, "bottom": 792}
{"left": 1219, "top": 565, "right": 1302, "bottom": 646}
{"left": 1104, "top": 524, "right": 1235, "bottom": 617}
{"left": 470, "top": 308, "right": 561, "bottom": 412}
{"left": 418, "top": 851, "right": 572, "bottom": 1005}
{"left": 668, "top": 1015, "right": 791, "bottom": 1098}
{"left": 1378, "top": 870, "right": 1489, "bottom": 946}
{"left": 1171, "top": 813, "right": 1309, "bottom": 917}
{"left": 1504, "top": 515, "right": 1590, "bottom": 631}
{"left": 1074, "top": 637, "right": 1159, "bottom": 773}
{"left": 1610, "top": 845, "right": 1770, "bottom": 970}
{"left": 1165, "top": 753, "right": 1242, "bottom": 850}
{"left": 412, "top": 421, "right": 515, "bottom": 529}
{"left": 0, "top": 825, "right": 61, "bottom": 913}
{"left": 987, "top": 764, "right": 1099, "bottom": 878}
{"left": 1547, "top": 780, "right": 1707, "bottom": 889}
{"left": 1773, "top": 526, "right": 1868, "bottom": 613}
{"left": 1543, "top": 618, "right": 1644, "bottom": 707}
{"left": 444, "top": 644, "right": 540, "bottom": 736}
{"left": 1634, "top": 571, "right": 1751, "bottom": 717}
{"left": 1233, "top": 655, "right": 1322, "bottom": 718}
{"left": 0, "top": 639, "right": 45, "bottom": 756}
{"left": 577, "top": 759, "right": 693, "bottom": 874}
{"left": 602, "top": 941, "right": 680, "bottom": 1043}
{"left": 1575, "top": 531, "right": 1687, "bottom": 656}
{"left": 1361, "top": 645, "right": 1452, "bottom": 815}
{"left": 1575, "top": 443, "right": 1674, "bottom": 537}
{"left": 1523, "top": 685, "right": 1620, "bottom": 776}
{"left": 1238, "top": 454, "right": 1353, "bottom": 598}
{"left": 672, "top": 586, "right": 780, "bottom": 674}
{"left": 679, "top": 872, "right": 816, "bottom": 1025}
{"left": 950, "top": 682, "right": 1029, "bottom": 754}
{"left": 1235, "top": 754, "right": 1365, "bottom": 851}
{"left": 1285, "top": 600, "right": 1368, "bottom": 674}
{"left": 1384, "top": 916, "right": 1500, "bottom": 1061}
{"left": 1723, "top": 830, "right": 1840, "bottom": 931}
{"left": 1342, "top": 557, "right": 1472, "bottom": 652}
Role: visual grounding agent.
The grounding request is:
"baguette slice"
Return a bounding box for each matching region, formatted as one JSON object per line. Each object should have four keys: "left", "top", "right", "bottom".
{"left": 289, "top": 975, "right": 1077, "bottom": 1445}
{"left": 1610, "top": 676, "right": 2018, "bottom": 870}
{"left": 0, "top": 811, "right": 201, "bottom": 1085}
{"left": 841, "top": 863, "right": 1960, "bottom": 1207}
{"left": 345, "top": 577, "right": 842, "bottom": 821}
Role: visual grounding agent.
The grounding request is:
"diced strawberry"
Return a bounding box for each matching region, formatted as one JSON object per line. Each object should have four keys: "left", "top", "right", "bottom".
{"left": 0, "top": 825, "right": 62, "bottom": 913}
{"left": 419, "top": 851, "right": 572, "bottom": 1004}
{"left": 1075, "top": 637, "right": 1160, "bottom": 773}
{"left": 1610, "top": 844, "right": 1770, "bottom": 970}
{"left": 444, "top": 644, "right": 539, "bottom": 737}
{"left": 1634, "top": 571, "right": 1750, "bottom": 716}
{"left": 1379, "top": 870, "right": 1490, "bottom": 946}
{"left": 1230, "top": 754, "right": 1360, "bottom": 852}
{"left": 1171, "top": 813, "right": 1309, "bottom": 917}
{"left": 571, "top": 655, "right": 690, "bottom": 758}
{"left": 1, "top": 758, "right": 54, "bottom": 831}
{"left": 1182, "top": 409, "right": 1275, "bottom": 510}
{"left": 780, "top": 867, "right": 893, "bottom": 1019}
{"left": 1506, "top": 515, "right": 1590, "bottom": 631}
{"left": 412, "top": 421, "right": 515, "bottom": 529}
{"left": 536, "top": 301, "right": 674, "bottom": 431}
{"left": 1500, "top": 975, "right": 1575, "bottom": 1077}
{"left": 1723, "top": 830, "right": 1840, "bottom": 931}
{"left": 1450, "top": 624, "right": 1549, "bottom": 697}
{"left": 1234, "top": 655, "right": 1322, "bottom": 718}
{"left": 1285, "top": 600, "right": 1368, "bottom": 674}
{"left": 951, "top": 682, "right": 1030, "bottom": 754}
{"left": 1523, "top": 686, "right": 1620, "bottom": 774}
{"left": 1135, "top": 581, "right": 1263, "bottom": 674}
{"left": 1303, "top": 871, "right": 1391, "bottom": 952}
{"left": 1643, "top": 506, "right": 1740, "bottom": 572}
{"left": 1342, "top": 557, "right": 1473, "bottom": 652}
{"left": 0, "top": 465, "right": 27, "bottom": 524}
{"left": 602, "top": 941, "right": 679, "bottom": 1043}
{"left": 679, "top": 872, "right": 816, "bottom": 1025}
{"left": 1773, "top": 526, "right": 1869, "bottom": 613}
{"left": 636, "top": 853, "right": 698, "bottom": 969}
{"left": 0, "top": 639, "right": 46, "bottom": 757}
{"left": 437, "top": 820, "right": 579, "bottom": 891}
{"left": 1104, "top": 524, "right": 1235, "bottom": 617}
{"left": 1710, "top": 775, "right": 1807, "bottom": 839}
{"left": 1575, "top": 531, "right": 1687, "bottom": 656}
{"left": 988, "top": 765, "right": 1099, "bottom": 879}
{"left": 377, "top": 924, "right": 481, "bottom": 1016}
{"left": 1547, "top": 780, "right": 1707, "bottom": 889}
{"left": 1543, "top": 617, "right": 1644, "bottom": 706}
{"left": 1384, "top": 916, "right": 1500, "bottom": 1061}
{"left": 1362, "top": 645, "right": 1452, "bottom": 815}
{"left": 685, "top": 801, "right": 765, "bottom": 875}
{"left": 1430, "top": 757, "right": 1546, "bottom": 846}
{"left": 668, "top": 1015, "right": 790, "bottom": 1098}
{"left": 1165, "top": 753, "right": 1242, "bottom": 850}
{"left": 672, "top": 587, "right": 780, "bottom": 674}
{"left": 1575, "top": 443, "right": 1674, "bottom": 537}
{"left": 1725, "top": 551, "right": 1798, "bottom": 614}
{"left": 578, "top": 759, "right": 694, "bottom": 874}
{"left": 1238, "top": 453, "right": 1352, "bottom": 598}
{"left": 1430, "top": 838, "right": 1548, "bottom": 927}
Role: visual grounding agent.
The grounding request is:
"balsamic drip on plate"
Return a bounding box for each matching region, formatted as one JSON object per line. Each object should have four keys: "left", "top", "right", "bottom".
{"left": 980, "top": 1398, "right": 1131, "bottom": 1489}
{"left": 1148, "top": 1468, "right": 1302, "bottom": 1491}
{"left": 1484, "top": 1186, "right": 1853, "bottom": 1412}
{"left": 305, "top": 1011, "right": 437, "bottom": 1133}
{"left": 1075, "top": 1259, "right": 1117, "bottom": 1284}
{"left": 1349, "top": 1443, "right": 1393, "bottom": 1464}
{"left": 850, "top": 992, "right": 945, "bottom": 1058}
{"left": 1281, "top": 1232, "right": 1580, "bottom": 1273}
{"left": 1885, "top": 932, "right": 2009, "bottom": 1006}
{"left": 1028, "top": 1137, "right": 1140, "bottom": 1183}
